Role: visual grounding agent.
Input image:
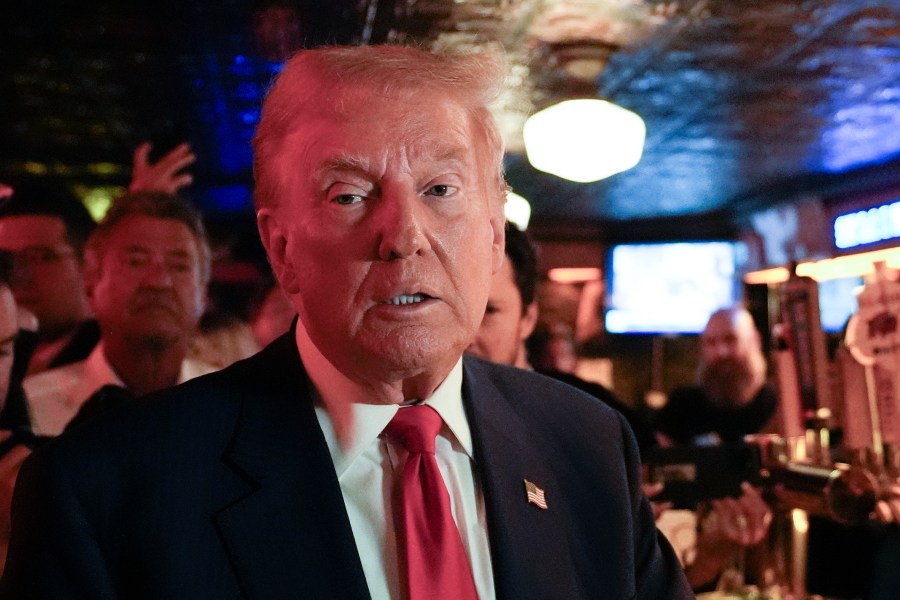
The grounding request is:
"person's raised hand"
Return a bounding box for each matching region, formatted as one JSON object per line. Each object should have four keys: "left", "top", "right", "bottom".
{"left": 129, "top": 141, "right": 196, "bottom": 195}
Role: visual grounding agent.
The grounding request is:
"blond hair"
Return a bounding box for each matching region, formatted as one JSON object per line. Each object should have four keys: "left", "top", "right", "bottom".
{"left": 252, "top": 44, "right": 508, "bottom": 211}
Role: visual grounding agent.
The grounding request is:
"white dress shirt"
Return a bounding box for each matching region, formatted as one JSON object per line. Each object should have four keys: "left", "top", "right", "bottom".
{"left": 23, "top": 342, "right": 215, "bottom": 436}
{"left": 297, "top": 325, "right": 496, "bottom": 600}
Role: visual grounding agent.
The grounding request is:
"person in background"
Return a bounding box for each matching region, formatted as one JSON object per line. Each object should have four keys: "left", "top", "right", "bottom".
{"left": 22, "top": 191, "right": 213, "bottom": 436}
{"left": 655, "top": 306, "right": 777, "bottom": 446}
{"left": 3, "top": 45, "right": 691, "bottom": 598}
{"left": 466, "top": 222, "right": 659, "bottom": 456}
{"left": 652, "top": 306, "right": 774, "bottom": 591}
{"left": 0, "top": 143, "right": 196, "bottom": 377}
{"left": 0, "top": 251, "right": 47, "bottom": 574}
{"left": 188, "top": 309, "right": 260, "bottom": 370}
{"left": 0, "top": 181, "right": 98, "bottom": 376}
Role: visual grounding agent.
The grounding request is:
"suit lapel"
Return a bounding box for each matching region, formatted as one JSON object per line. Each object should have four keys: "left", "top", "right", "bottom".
{"left": 213, "top": 334, "right": 371, "bottom": 600}
{"left": 462, "top": 359, "right": 579, "bottom": 600}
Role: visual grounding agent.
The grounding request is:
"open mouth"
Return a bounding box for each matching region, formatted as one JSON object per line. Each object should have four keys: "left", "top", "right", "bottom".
{"left": 384, "top": 293, "right": 434, "bottom": 306}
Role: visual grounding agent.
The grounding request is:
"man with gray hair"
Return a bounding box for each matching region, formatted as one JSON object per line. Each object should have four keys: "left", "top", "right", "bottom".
{"left": 4, "top": 46, "right": 691, "bottom": 599}
{"left": 21, "top": 191, "right": 213, "bottom": 436}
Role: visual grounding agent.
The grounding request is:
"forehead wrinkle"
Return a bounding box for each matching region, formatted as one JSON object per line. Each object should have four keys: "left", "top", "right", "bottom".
{"left": 314, "top": 155, "right": 377, "bottom": 182}
{"left": 284, "top": 101, "right": 477, "bottom": 191}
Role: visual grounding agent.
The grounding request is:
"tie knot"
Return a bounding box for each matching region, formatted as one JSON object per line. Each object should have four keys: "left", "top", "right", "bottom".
{"left": 385, "top": 405, "right": 442, "bottom": 454}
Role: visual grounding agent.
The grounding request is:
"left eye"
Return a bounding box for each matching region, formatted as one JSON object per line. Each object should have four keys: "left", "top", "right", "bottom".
{"left": 427, "top": 184, "right": 452, "bottom": 197}
{"left": 333, "top": 194, "right": 363, "bottom": 205}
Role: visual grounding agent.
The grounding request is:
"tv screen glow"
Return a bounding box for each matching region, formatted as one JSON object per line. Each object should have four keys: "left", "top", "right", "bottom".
{"left": 605, "top": 242, "right": 739, "bottom": 334}
{"left": 819, "top": 277, "right": 862, "bottom": 334}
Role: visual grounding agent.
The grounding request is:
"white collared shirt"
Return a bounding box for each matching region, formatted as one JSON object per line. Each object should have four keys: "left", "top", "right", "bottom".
{"left": 23, "top": 342, "right": 215, "bottom": 436}
{"left": 298, "top": 326, "right": 495, "bottom": 600}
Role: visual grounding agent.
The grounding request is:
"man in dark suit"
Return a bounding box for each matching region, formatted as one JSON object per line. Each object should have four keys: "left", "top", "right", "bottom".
{"left": 2, "top": 45, "right": 692, "bottom": 599}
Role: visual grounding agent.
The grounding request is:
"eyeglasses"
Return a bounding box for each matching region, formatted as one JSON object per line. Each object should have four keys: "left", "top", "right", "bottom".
{"left": 9, "top": 245, "right": 77, "bottom": 270}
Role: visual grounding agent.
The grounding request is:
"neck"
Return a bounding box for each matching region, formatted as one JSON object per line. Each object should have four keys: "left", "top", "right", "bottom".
{"left": 295, "top": 324, "right": 458, "bottom": 445}
{"left": 514, "top": 344, "right": 531, "bottom": 369}
{"left": 103, "top": 335, "right": 187, "bottom": 397}
{"left": 295, "top": 323, "right": 456, "bottom": 405}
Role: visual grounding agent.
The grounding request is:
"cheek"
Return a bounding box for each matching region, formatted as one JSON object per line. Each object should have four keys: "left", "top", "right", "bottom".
{"left": 181, "top": 280, "right": 205, "bottom": 315}
{"left": 93, "top": 277, "right": 132, "bottom": 315}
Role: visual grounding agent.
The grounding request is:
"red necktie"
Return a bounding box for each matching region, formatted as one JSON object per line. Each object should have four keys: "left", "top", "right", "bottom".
{"left": 385, "top": 405, "right": 479, "bottom": 600}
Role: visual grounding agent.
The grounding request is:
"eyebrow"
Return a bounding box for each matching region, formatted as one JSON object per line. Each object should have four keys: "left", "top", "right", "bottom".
{"left": 314, "top": 156, "right": 373, "bottom": 180}
{"left": 314, "top": 145, "right": 471, "bottom": 180}
{"left": 432, "top": 146, "right": 468, "bottom": 166}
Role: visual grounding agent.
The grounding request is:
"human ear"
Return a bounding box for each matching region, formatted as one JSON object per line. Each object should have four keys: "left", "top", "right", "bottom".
{"left": 489, "top": 212, "right": 505, "bottom": 275}
{"left": 256, "top": 209, "right": 302, "bottom": 295}
{"left": 519, "top": 302, "right": 539, "bottom": 341}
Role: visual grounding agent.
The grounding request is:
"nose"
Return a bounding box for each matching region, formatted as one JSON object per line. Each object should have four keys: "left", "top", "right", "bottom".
{"left": 141, "top": 256, "right": 175, "bottom": 287}
{"left": 376, "top": 189, "right": 430, "bottom": 261}
{"left": 709, "top": 340, "right": 735, "bottom": 360}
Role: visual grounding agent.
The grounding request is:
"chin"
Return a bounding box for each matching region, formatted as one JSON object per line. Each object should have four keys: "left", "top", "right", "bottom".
{"left": 129, "top": 329, "right": 183, "bottom": 351}
{"left": 362, "top": 329, "right": 465, "bottom": 375}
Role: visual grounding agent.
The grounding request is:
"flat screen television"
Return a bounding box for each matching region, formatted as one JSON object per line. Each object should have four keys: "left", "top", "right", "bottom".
{"left": 818, "top": 276, "right": 862, "bottom": 334}
{"left": 604, "top": 241, "right": 741, "bottom": 334}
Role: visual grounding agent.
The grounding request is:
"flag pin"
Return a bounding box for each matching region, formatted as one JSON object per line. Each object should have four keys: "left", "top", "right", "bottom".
{"left": 524, "top": 479, "right": 548, "bottom": 509}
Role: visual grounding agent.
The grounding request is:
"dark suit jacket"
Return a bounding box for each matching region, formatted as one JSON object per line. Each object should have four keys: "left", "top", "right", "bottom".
{"left": 1, "top": 332, "right": 692, "bottom": 599}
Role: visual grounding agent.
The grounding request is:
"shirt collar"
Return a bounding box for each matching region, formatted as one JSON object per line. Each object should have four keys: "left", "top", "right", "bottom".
{"left": 297, "top": 322, "right": 472, "bottom": 477}
{"left": 77, "top": 342, "right": 125, "bottom": 393}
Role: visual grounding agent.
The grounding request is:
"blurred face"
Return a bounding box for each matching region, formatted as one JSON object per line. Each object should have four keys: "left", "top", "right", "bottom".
{"left": 258, "top": 88, "right": 504, "bottom": 384}
{"left": 700, "top": 313, "right": 758, "bottom": 363}
{"left": 0, "top": 215, "right": 88, "bottom": 335}
{"left": 86, "top": 216, "right": 206, "bottom": 349}
{"left": 0, "top": 286, "right": 16, "bottom": 408}
{"left": 466, "top": 259, "right": 537, "bottom": 367}
{"left": 700, "top": 312, "right": 765, "bottom": 406}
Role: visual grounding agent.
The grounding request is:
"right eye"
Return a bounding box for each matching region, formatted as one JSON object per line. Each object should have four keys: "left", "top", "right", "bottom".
{"left": 332, "top": 194, "right": 363, "bottom": 206}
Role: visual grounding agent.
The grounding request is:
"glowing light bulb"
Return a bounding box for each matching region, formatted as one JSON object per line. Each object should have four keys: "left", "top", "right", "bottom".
{"left": 523, "top": 99, "right": 646, "bottom": 183}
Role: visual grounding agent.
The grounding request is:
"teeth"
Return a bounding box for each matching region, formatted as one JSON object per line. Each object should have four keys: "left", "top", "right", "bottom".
{"left": 388, "top": 294, "right": 426, "bottom": 306}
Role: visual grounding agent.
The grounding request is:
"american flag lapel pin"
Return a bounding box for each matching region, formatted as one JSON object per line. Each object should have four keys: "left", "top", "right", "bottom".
{"left": 524, "top": 479, "right": 548, "bottom": 510}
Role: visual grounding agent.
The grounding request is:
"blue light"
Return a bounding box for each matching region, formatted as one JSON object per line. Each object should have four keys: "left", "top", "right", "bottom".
{"left": 200, "top": 185, "right": 253, "bottom": 213}
{"left": 834, "top": 200, "right": 900, "bottom": 249}
{"left": 235, "top": 82, "right": 261, "bottom": 101}
{"left": 239, "top": 109, "right": 259, "bottom": 125}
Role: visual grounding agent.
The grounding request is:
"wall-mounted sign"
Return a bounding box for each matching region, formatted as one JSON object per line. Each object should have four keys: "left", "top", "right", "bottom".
{"left": 834, "top": 200, "right": 900, "bottom": 250}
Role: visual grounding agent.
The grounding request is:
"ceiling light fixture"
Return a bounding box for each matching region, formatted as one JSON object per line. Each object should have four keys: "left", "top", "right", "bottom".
{"left": 505, "top": 190, "right": 532, "bottom": 230}
{"left": 522, "top": 99, "right": 646, "bottom": 183}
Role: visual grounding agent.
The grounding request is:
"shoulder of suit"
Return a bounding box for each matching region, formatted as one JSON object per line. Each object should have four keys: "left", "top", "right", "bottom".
{"left": 463, "top": 356, "right": 620, "bottom": 416}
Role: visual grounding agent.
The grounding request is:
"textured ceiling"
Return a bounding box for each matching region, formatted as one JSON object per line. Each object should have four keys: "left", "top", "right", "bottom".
{"left": 2, "top": 0, "right": 900, "bottom": 242}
